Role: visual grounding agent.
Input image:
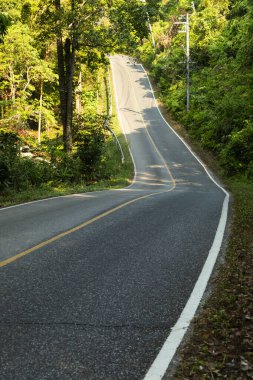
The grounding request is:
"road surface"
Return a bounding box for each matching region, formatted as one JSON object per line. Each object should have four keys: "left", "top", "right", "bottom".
{"left": 0, "top": 55, "right": 229, "bottom": 379}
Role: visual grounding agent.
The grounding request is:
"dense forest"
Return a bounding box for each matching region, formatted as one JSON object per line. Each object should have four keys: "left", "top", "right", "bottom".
{"left": 0, "top": 0, "right": 252, "bottom": 196}
{"left": 138, "top": 0, "right": 253, "bottom": 177}
{"left": 0, "top": 0, "right": 156, "bottom": 194}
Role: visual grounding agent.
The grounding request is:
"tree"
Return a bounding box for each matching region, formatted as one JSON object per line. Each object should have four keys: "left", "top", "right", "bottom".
{"left": 0, "top": 21, "right": 55, "bottom": 132}
{"left": 1, "top": 0, "right": 160, "bottom": 153}
{"left": 36, "top": 0, "right": 111, "bottom": 152}
{"left": 108, "top": 0, "right": 150, "bottom": 50}
{"left": 36, "top": 0, "right": 152, "bottom": 152}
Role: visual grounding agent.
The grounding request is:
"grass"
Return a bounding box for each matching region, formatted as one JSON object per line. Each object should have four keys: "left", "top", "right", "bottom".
{"left": 172, "top": 178, "right": 253, "bottom": 379}
{"left": 0, "top": 179, "right": 128, "bottom": 209}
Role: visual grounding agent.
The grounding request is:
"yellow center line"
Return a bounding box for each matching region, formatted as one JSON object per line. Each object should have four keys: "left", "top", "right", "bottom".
{"left": 0, "top": 187, "right": 175, "bottom": 269}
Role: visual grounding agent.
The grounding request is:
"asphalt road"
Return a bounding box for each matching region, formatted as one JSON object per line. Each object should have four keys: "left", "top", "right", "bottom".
{"left": 0, "top": 55, "right": 228, "bottom": 380}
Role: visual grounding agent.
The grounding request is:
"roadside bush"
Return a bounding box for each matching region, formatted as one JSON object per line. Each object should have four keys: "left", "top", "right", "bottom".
{"left": 0, "top": 129, "right": 56, "bottom": 193}
{"left": 0, "top": 155, "right": 55, "bottom": 193}
{"left": 137, "top": 40, "right": 156, "bottom": 68}
{"left": 220, "top": 121, "right": 253, "bottom": 177}
{"left": 0, "top": 130, "right": 20, "bottom": 156}
{"left": 10, "top": 158, "right": 54, "bottom": 191}
{"left": 42, "top": 136, "right": 64, "bottom": 164}
{"left": 54, "top": 155, "right": 83, "bottom": 184}
{"left": 74, "top": 115, "right": 107, "bottom": 181}
{"left": 0, "top": 130, "right": 20, "bottom": 192}
{"left": 0, "top": 113, "right": 110, "bottom": 193}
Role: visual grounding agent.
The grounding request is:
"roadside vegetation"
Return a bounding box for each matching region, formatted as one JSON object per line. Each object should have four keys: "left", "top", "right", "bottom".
{"left": 0, "top": 65, "right": 133, "bottom": 208}
{"left": 0, "top": 0, "right": 152, "bottom": 206}
{"left": 137, "top": 0, "right": 252, "bottom": 180}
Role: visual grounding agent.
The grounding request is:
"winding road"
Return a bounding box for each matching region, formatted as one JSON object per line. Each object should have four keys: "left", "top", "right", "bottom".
{"left": 0, "top": 55, "right": 229, "bottom": 380}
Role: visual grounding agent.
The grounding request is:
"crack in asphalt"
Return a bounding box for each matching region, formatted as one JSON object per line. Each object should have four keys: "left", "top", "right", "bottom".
{"left": 0, "top": 321, "right": 171, "bottom": 330}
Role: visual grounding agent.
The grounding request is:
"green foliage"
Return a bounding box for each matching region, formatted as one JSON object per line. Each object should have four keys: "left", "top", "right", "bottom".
{"left": 74, "top": 114, "right": 107, "bottom": 180}
{"left": 109, "top": 0, "right": 150, "bottom": 51}
{"left": 54, "top": 155, "right": 83, "bottom": 184}
{"left": 137, "top": 40, "right": 156, "bottom": 67}
{"left": 0, "top": 130, "right": 20, "bottom": 191}
{"left": 0, "top": 129, "right": 54, "bottom": 193}
{"left": 0, "top": 12, "right": 11, "bottom": 43}
{"left": 0, "top": 129, "right": 20, "bottom": 155}
{"left": 0, "top": 0, "right": 141, "bottom": 196}
{"left": 0, "top": 20, "right": 56, "bottom": 131}
{"left": 21, "top": 2, "right": 32, "bottom": 24}
{"left": 10, "top": 158, "right": 53, "bottom": 191}
{"left": 140, "top": 0, "right": 253, "bottom": 177}
{"left": 0, "top": 0, "right": 22, "bottom": 21}
{"left": 220, "top": 121, "right": 253, "bottom": 176}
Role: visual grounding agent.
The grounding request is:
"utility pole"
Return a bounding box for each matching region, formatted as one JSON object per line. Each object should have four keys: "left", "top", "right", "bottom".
{"left": 186, "top": 13, "right": 190, "bottom": 112}
{"left": 38, "top": 78, "right": 43, "bottom": 145}
{"left": 175, "top": 13, "right": 190, "bottom": 112}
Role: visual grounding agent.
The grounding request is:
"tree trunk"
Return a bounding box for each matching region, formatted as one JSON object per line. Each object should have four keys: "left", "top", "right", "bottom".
{"left": 56, "top": 35, "right": 67, "bottom": 135}
{"left": 76, "top": 70, "right": 82, "bottom": 115}
{"left": 64, "top": 37, "right": 74, "bottom": 152}
{"left": 38, "top": 78, "right": 43, "bottom": 145}
{"left": 9, "top": 64, "right": 16, "bottom": 102}
{"left": 55, "top": 0, "right": 73, "bottom": 153}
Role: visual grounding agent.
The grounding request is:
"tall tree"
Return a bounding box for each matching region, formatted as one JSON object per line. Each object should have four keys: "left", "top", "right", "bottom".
{"left": 0, "top": 21, "right": 55, "bottom": 129}
{"left": 108, "top": 0, "right": 150, "bottom": 50}
{"left": 38, "top": 0, "right": 111, "bottom": 152}
{"left": 27, "top": 0, "right": 156, "bottom": 152}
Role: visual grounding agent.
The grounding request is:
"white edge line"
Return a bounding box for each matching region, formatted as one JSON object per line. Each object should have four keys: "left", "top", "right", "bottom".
{"left": 138, "top": 63, "right": 230, "bottom": 379}
{"left": 0, "top": 194, "right": 73, "bottom": 211}
{"left": 0, "top": 188, "right": 125, "bottom": 212}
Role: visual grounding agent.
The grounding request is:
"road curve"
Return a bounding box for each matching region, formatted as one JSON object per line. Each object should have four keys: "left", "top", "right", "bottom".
{"left": 0, "top": 55, "right": 229, "bottom": 380}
